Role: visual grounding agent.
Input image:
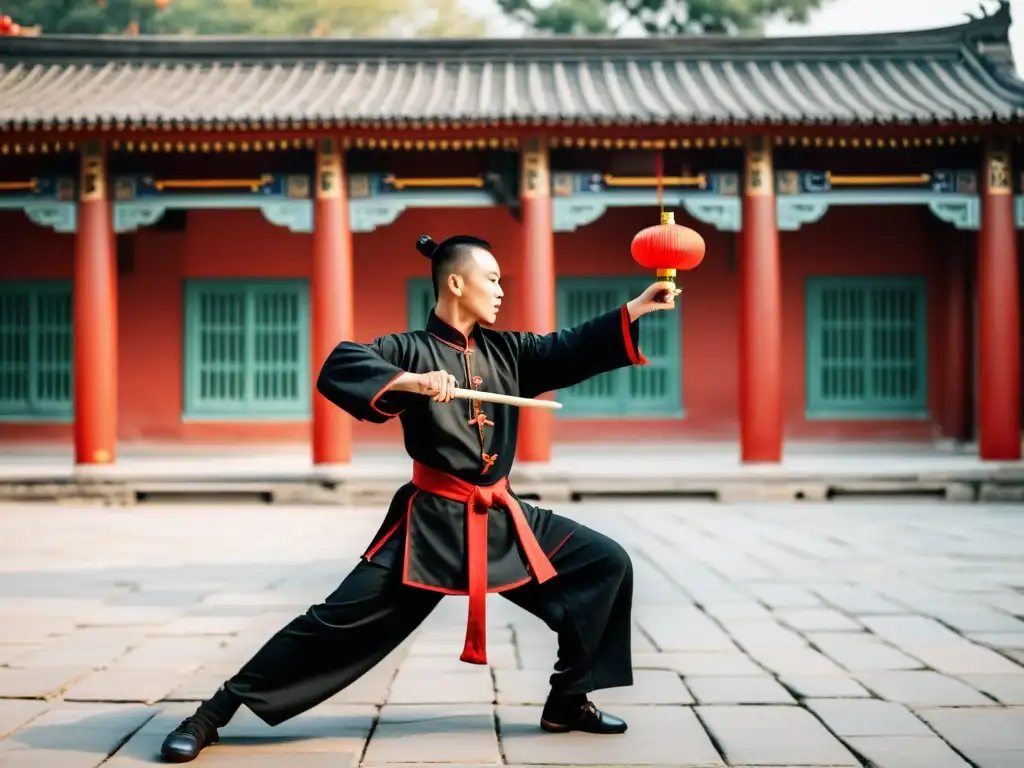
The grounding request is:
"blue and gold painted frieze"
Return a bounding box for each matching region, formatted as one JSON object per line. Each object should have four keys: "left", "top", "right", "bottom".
{"left": 551, "top": 171, "right": 742, "bottom": 232}
{"left": 347, "top": 173, "right": 496, "bottom": 233}
{"left": 775, "top": 170, "right": 983, "bottom": 231}
{"left": 112, "top": 173, "right": 313, "bottom": 233}
{"left": 3, "top": 168, "right": 1024, "bottom": 235}
{"left": 0, "top": 175, "right": 77, "bottom": 233}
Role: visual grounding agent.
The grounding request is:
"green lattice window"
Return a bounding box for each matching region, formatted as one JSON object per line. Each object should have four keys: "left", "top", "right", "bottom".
{"left": 805, "top": 277, "right": 928, "bottom": 418}
{"left": 557, "top": 277, "right": 682, "bottom": 417}
{"left": 407, "top": 278, "right": 436, "bottom": 331}
{"left": 183, "top": 279, "right": 310, "bottom": 418}
{"left": 0, "top": 281, "right": 74, "bottom": 420}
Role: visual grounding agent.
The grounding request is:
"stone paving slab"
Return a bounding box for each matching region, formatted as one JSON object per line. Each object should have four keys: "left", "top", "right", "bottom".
{"left": 777, "top": 675, "right": 872, "bottom": 699}
{"left": 0, "top": 666, "right": 89, "bottom": 698}
{"left": 0, "top": 700, "right": 48, "bottom": 738}
{"left": 498, "top": 704, "right": 724, "bottom": 766}
{"left": 853, "top": 670, "right": 996, "bottom": 706}
{"left": 696, "top": 705, "right": 860, "bottom": 766}
{"left": 364, "top": 704, "right": 501, "bottom": 765}
{"left": 958, "top": 673, "right": 1024, "bottom": 704}
{"left": 686, "top": 675, "right": 796, "bottom": 704}
{"left": 213, "top": 703, "right": 374, "bottom": 755}
{"left": 804, "top": 699, "right": 934, "bottom": 737}
{"left": 61, "top": 666, "right": 185, "bottom": 704}
{"left": 2, "top": 499, "right": 1024, "bottom": 767}
{"left": 388, "top": 668, "right": 494, "bottom": 704}
{"left": 7, "top": 627, "right": 147, "bottom": 670}
{"left": 914, "top": 707, "right": 1024, "bottom": 768}
{"left": 635, "top": 651, "right": 768, "bottom": 676}
{"left": 495, "top": 669, "right": 694, "bottom": 705}
{"left": 0, "top": 703, "right": 157, "bottom": 768}
{"left": 843, "top": 735, "right": 973, "bottom": 768}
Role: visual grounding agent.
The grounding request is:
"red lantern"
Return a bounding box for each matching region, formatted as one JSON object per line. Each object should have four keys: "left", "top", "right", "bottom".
{"left": 630, "top": 211, "right": 705, "bottom": 289}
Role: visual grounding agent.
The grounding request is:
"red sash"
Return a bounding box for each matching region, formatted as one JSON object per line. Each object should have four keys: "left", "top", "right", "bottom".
{"left": 411, "top": 462, "right": 557, "bottom": 664}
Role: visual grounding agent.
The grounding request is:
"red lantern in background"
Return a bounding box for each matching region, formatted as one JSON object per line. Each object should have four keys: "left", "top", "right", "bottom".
{"left": 631, "top": 211, "right": 706, "bottom": 290}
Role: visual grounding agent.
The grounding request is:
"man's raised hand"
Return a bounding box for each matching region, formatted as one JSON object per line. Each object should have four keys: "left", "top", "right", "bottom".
{"left": 626, "top": 281, "right": 682, "bottom": 320}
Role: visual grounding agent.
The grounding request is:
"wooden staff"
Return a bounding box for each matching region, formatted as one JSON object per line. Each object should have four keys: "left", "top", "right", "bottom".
{"left": 452, "top": 388, "right": 563, "bottom": 410}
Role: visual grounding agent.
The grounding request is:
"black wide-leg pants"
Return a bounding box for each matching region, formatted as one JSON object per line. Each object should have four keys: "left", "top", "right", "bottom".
{"left": 222, "top": 513, "right": 634, "bottom": 726}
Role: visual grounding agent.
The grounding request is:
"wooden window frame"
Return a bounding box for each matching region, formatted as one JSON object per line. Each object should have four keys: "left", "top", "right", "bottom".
{"left": 182, "top": 278, "right": 311, "bottom": 420}
{"left": 0, "top": 279, "right": 74, "bottom": 422}
{"left": 805, "top": 275, "right": 929, "bottom": 420}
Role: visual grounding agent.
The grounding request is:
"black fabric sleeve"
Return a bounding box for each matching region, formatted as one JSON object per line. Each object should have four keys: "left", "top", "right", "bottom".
{"left": 513, "top": 305, "right": 647, "bottom": 399}
{"left": 316, "top": 334, "right": 416, "bottom": 423}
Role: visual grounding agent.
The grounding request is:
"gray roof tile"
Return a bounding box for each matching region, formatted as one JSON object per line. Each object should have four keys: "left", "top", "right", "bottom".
{"left": 1, "top": 5, "right": 1022, "bottom": 129}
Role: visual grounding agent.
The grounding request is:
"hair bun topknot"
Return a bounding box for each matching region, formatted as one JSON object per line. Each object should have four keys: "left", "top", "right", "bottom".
{"left": 416, "top": 235, "right": 438, "bottom": 259}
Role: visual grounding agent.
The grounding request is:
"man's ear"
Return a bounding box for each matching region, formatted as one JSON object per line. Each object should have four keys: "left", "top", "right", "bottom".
{"left": 446, "top": 273, "right": 464, "bottom": 297}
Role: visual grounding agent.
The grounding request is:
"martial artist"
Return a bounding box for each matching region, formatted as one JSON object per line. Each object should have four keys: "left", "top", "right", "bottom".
{"left": 160, "top": 233, "right": 681, "bottom": 762}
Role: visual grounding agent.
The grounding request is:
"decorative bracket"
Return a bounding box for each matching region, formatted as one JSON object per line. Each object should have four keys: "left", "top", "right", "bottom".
{"left": 113, "top": 204, "right": 166, "bottom": 233}
{"left": 551, "top": 199, "right": 608, "bottom": 232}
{"left": 551, "top": 171, "right": 741, "bottom": 233}
{"left": 260, "top": 202, "right": 314, "bottom": 233}
{"left": 23, "top": 203, "right": 77, "bottom": 233}
{"left": 927, "top": 198, "right": 980, "bottom": 230}
{"left": 681, "top": 198, "right": 741, "bottom": 232}
{"left": 0, "top": 176, "right": 77, "bottom": 232}
{"left": 349, "top": 200, "right": 408, "bottom": 233}
{"left": 776, "top": 199, "right": 830, "bottom": 231}
{"left": 112, "top": 173, "right": 313, "bottom": 234}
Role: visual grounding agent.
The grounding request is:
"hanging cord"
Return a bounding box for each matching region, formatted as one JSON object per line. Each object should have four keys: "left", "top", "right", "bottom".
{"left": 655, "top": 149, "right": 664, "bottom": 218}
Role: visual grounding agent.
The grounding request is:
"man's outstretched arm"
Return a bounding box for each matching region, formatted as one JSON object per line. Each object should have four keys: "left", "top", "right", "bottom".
{"left": 515, "top": 281, "right": 680, "bottom": 399}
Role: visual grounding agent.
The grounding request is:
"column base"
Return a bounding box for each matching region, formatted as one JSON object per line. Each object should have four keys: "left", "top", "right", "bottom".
{"left": 72, "top": 462, "right": 120, "bottom": 480}
{"left": 309, "top": 462, "right": 352, "bottom": 482}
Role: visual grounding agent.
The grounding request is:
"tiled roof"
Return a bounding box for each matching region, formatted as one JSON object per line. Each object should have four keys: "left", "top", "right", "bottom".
{"left": 1, "top": 4, "right": 1022, "bottom": 129}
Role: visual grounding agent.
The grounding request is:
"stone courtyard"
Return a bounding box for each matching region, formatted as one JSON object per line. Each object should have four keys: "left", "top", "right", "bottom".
{"left": 0, "top": 498, "right": 1023, "bottom": 767}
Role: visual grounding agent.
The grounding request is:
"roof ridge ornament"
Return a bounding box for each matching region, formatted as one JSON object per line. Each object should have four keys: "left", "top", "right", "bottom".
{"left": 962, "top": 0, "right": 1012, "bottom": 37}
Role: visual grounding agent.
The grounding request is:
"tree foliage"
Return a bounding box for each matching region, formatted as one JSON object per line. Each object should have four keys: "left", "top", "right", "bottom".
{"left": 0, "top": 0, "right": 488, "bottom": 36}
{"left": 494, "top": 0, "right": 832, "bottom": 36}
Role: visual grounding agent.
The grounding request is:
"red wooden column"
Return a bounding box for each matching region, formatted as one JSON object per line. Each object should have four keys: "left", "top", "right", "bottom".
{"left": 739, "top": 136, "right": 783, "bottom": 462}
{"left": 977, "top": 137, "right": 1021, "bottom": 460}
{"left": 74, "top": 141, "right": 117, "bottom": 466}
{"left": 518, "top": 137, "right": 555, "bottom": 462}
{"left": 941, "top": 239, "right": 970, "bottom": 442}
{"left": 311, "top": 138, "right": 354, "bottom": 464}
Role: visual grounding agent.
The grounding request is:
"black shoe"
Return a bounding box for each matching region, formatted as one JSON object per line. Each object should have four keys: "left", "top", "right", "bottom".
{"left": 540, "top": 698, "right": 627, "bottom": 734}
{"left": 160, "top": 716, "right": 219, "bottom": 763}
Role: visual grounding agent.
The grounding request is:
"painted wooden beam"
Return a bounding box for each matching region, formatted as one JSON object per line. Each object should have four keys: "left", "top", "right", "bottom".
{"left": 775, "top": 169, "right": 982, "bottom": 231}
{"left": 3, "top": 170, "right": 1023, "bottom": 236}
{"left": 347, "top": 173, "right": 496, "bottom": 233}
{"left": 551, "top": 171, "right": 742, "bottom": 233}
{"left": 111, "top": 173, "right": 314, "bottom": 234}
{"left": 0, "top": 175, "right": 77, "bottom": 232}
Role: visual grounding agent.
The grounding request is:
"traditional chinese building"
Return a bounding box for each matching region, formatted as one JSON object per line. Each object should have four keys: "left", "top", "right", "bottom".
{"left": 0, "top": 3, "right": 1022, "bottom": 467}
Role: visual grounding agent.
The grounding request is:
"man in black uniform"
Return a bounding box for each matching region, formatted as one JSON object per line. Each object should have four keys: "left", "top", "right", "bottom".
{"left": 160, "top": 233, "right": 681, "bottom": 763}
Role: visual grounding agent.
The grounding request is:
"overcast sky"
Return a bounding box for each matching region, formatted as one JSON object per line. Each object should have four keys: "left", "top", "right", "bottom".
{"left": 475, "top": 0, "right": 1024, "bottom": 78}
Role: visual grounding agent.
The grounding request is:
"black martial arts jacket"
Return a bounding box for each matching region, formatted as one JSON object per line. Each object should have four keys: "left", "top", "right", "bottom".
{"left": 316, "top": 304, "right": 647, "bottom": 663}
